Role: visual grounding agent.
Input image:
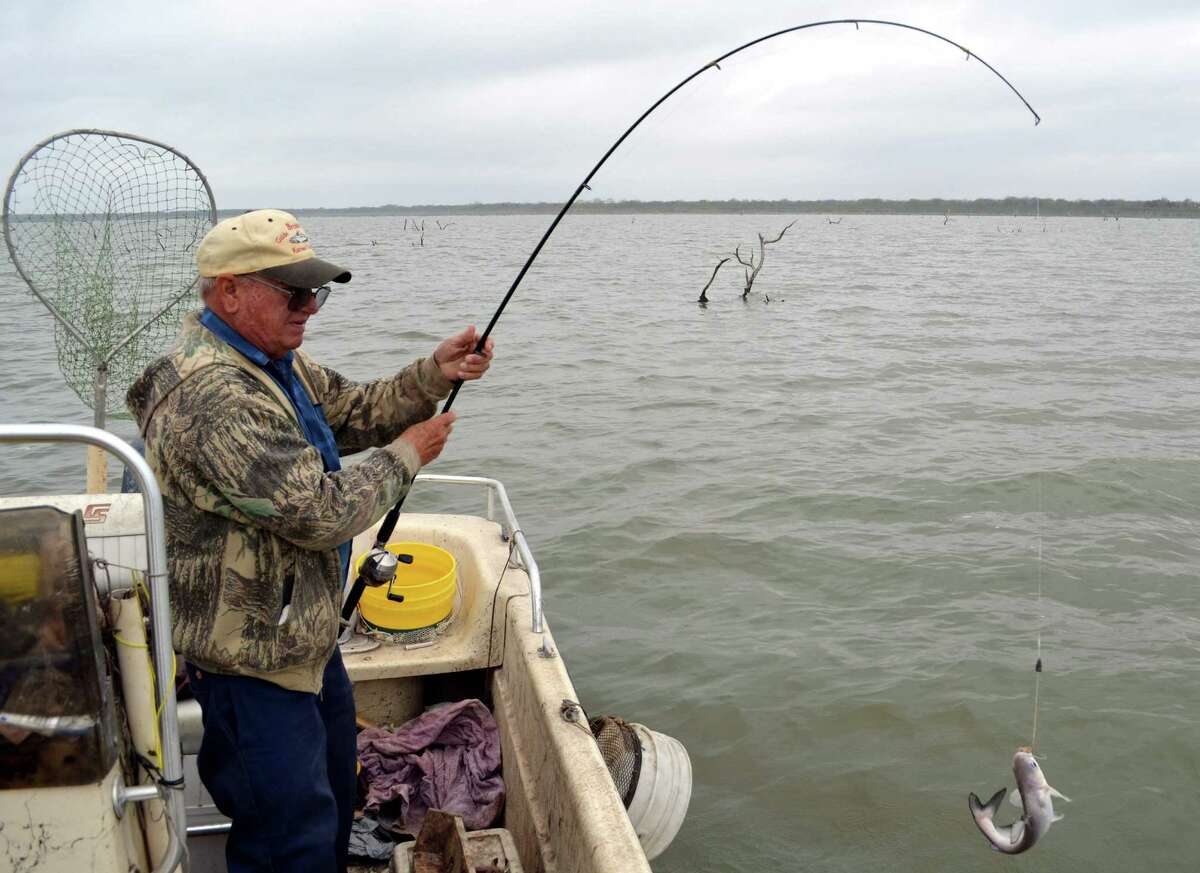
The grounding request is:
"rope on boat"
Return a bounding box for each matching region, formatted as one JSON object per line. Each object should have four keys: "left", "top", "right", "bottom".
{"left": 485, "top": 533, "right": 521, "bottom": 663}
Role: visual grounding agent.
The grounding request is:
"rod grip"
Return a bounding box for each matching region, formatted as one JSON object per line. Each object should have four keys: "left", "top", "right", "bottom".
{"left": 341, "top": 577, "right": 368, "bottom": 622}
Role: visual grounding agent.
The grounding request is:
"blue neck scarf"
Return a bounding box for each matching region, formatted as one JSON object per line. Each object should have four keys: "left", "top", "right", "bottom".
{"left": 200, "top": 308, "right": 351, "bottom": 578}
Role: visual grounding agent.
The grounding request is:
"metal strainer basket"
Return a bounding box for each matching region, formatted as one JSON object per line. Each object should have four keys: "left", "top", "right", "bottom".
{"left": 589, "top": 714, "right": 642, "bottom": 808}
{"left": 359, "top": 576, "right": 463, "bottom": 647}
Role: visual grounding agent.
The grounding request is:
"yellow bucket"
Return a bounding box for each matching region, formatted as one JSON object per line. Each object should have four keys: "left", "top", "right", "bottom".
{"left": 0, "top": 552, "right": 41, "bottom": 606}
{"left": 355, "top": 542, "right": 456, "bottom": 631}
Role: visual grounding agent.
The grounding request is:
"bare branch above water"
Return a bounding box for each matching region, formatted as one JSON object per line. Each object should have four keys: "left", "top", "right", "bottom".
{"left": 698, "top": 257, "right": 730, "bottom": 305}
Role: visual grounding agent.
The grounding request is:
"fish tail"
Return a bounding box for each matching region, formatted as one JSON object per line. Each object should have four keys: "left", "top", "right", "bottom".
{"left": 969, "top": 787, "right": 1007, "bottom": 819}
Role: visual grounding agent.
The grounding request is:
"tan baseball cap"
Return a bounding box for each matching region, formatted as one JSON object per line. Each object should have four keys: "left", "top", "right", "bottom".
{"left": 196, "top": 208, "right": 351, "bottom": 287}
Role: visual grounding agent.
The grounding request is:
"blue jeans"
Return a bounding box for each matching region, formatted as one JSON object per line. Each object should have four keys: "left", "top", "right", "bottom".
{"left": 186, "top": 650, "right": 357, "bottom": 873}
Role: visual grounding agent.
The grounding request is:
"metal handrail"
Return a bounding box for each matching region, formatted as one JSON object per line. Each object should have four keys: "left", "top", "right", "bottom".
{"left": 412, "top": 473, "right": 544, "bottom": 634}
{"left": 0, "top": 424, "right": 186, "bottom": 873}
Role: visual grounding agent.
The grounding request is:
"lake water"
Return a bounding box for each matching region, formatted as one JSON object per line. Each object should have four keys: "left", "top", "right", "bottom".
{"left": 2, "top": 213, "right": 1198, "bottom": 871}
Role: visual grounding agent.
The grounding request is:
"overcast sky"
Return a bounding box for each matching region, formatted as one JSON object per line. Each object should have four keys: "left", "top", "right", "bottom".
{"left": 3, "top": 1, "right": 1198, "bottom": 208}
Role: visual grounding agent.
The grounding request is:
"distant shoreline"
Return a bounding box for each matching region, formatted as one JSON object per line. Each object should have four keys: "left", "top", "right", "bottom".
{"left": 240, "top": 197, "right": 1200, "bottom": 220}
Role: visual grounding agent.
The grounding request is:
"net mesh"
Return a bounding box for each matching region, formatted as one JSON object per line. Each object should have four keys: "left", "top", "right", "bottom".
{"left": 589, "top": 715, "right": 642, "bottom": 807}
{"left": 3, "top": 131, "right": 215, "bottom": 418}
{"left": 358, "top": 576, "right": 463, "bottom": 646}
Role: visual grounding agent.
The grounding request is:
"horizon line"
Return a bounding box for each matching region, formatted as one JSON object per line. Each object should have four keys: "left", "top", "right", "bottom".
{"left": 219, "top": 196, "right": 1199, "bottom": 218}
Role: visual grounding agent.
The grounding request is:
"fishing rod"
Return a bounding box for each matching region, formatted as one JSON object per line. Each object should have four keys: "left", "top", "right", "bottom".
{"left": 340, "top": 17, "right": 1042, "bottom": 625}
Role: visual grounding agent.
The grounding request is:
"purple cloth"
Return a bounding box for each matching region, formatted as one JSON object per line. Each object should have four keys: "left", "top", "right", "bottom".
{"left": 357, "top": 699, "right": 504, "bottom": 833}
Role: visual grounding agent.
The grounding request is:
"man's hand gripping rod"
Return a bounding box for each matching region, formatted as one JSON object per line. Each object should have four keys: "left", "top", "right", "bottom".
{"left": 339, "top": 352, "right": 483, "bottom": 627}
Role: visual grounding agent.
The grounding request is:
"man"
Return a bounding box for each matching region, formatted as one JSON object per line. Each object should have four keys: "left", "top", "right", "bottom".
{"left": 126, "top": 208, "right": 494, "bottom": 872}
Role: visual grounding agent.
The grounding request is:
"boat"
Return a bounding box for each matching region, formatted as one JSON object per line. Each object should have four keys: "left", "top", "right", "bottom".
{"left": 0, "top": 423, "right": 691, "bottom": 872}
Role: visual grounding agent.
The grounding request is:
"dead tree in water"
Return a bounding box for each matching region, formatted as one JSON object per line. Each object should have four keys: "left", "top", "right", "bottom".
{"left": 403, "top": 217, "right": 429, "bottom": 246}
{"left": 734, "top": 220, "right": 796, "bottom": 301}
{"left": 697, "top": 257, "right": 730, "bottom": 305}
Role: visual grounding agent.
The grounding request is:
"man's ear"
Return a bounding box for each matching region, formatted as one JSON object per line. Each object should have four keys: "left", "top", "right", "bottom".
{"left": 211, "top": 275, "right": 240, "bottom": 314}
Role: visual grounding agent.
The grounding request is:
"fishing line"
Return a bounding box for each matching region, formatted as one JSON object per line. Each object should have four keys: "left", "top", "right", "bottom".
{"left": 340, "top": 18, "right": 1042, "bottom": 622}
{"left": 1030, "top": 471, "right": 1045, "bottom": 752}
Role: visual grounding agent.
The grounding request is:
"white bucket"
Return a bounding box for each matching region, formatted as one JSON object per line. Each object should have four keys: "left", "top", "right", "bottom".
{"left": 626, "top": 723, "right": 692, "bottom": 860}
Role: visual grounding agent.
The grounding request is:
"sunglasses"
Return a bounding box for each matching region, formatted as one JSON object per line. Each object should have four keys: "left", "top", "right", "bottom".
{"left": 240, "top": 274, "right": 332, "bottom": 311}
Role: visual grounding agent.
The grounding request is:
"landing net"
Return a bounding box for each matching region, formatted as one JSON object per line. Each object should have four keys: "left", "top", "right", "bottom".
{"left": 2, "top": 129, "right": 217, "bottom": 421}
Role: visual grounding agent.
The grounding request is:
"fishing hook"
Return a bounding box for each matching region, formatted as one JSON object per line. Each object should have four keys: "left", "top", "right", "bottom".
{"left": 340, "top": 18, "right": 1042, "bottom": 622}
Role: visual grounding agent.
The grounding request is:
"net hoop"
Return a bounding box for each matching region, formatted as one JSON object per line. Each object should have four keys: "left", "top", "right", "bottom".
{"left": 2, "top": 129, "right": 218, "bottom": 420}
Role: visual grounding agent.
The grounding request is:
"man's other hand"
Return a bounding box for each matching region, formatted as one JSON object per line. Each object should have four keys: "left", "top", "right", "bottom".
{"left": 433, "top": 326, "right": 495, "bottom": 382}
{"left": 398, "top": 412, "right": 457, "bottom": 465}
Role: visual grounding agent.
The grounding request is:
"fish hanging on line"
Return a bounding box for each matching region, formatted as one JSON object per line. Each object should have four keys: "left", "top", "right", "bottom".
{"left": 968, "top": 747, "right": 1070, "bottom": 854}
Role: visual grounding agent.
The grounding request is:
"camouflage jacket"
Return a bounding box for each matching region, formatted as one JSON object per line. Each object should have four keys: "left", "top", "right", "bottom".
{"left": 127, "top": 312, "right": 452, "bottom": 692}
